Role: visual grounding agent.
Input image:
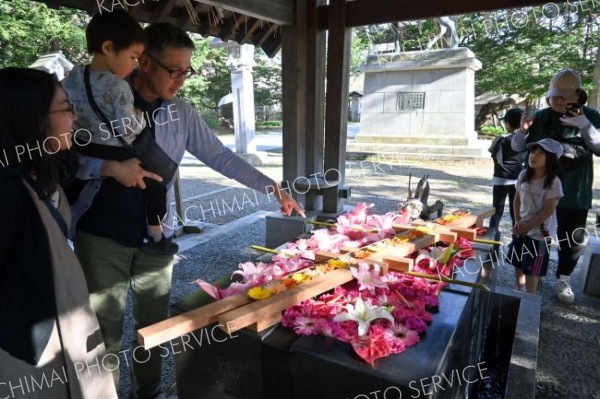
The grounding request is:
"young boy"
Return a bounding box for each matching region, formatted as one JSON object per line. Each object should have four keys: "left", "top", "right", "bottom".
{"left": 488, "top": 108, "right": 528, "bottom": 229}
{"left": 63, "top": 10, "right": 177, "bottom": 255}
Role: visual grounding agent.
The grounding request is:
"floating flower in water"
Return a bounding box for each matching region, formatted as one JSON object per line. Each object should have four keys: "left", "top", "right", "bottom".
{"left": 351, "top": 263, "right": 388, "bottom": 293}
{"left": 247, "top": 286, "right": 272, "bottom": 300}
{"left": 333, "top": 297, "right": 394, "bottom": 336}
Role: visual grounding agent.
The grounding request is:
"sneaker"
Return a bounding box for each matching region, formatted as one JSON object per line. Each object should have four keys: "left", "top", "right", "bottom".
{"left": 557, "top": 279, "right": 574, "bottom": 303}
{"left": 141, "top": 235, "right": 179, "bottom": 256}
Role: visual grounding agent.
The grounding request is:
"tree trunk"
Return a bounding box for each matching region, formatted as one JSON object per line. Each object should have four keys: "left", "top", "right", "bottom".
{"left": 589, "top": 46, "right": 600, "bottom": 109}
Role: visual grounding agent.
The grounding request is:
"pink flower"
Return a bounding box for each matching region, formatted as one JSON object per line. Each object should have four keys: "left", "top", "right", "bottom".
{"left": 383, "top": 323, "right": 420, "bottom": 350}
{"left": 350, "top": 263, "right": 388, "bottom": 293}
{"left": 350, "top": 334, "right": 393, "bottom": 365}
{"left": 194, "top": 278, "right": 223, "bottom": 300}
{"left": 404, "top": 316, "right": 428, "bottom": 333}
{"left": 231, "top": 262, "right": 272, "bottom": 284}
{"left": 220, "top": 281, "right": 253, "bottom": 297}
{"left": 293, "top": 315, "right": 321, "bottom": 335}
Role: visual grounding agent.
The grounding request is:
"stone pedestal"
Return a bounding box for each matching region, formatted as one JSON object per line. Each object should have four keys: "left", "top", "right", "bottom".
{"left": 350, "top": 48, "right": 486, "bottom": 159}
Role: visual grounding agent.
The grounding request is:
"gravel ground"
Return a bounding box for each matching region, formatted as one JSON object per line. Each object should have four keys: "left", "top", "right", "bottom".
{"left": 115, "top": 156, "right": 600, "bottom": 398}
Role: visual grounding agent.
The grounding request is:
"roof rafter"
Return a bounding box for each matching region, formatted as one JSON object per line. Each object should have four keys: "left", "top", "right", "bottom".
{"left": 318, "top": 0, "right": 555, "bottom": 28}
{"left": 193, "top": 0, "right": 292, "bottom": 26}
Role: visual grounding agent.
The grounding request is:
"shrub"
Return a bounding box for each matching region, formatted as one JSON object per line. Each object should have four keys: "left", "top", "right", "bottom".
{"left": 480, "top": 126, "right": 505, "bottom": 136}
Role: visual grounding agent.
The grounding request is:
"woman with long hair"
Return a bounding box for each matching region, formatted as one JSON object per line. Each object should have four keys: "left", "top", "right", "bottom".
{"left": 0, "top": 68, "right": 116, "bottom": 398}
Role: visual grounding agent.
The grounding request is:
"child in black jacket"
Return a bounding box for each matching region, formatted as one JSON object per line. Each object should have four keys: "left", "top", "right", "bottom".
{"left": 488, "top": 108, "right": 528, "bottom": 228}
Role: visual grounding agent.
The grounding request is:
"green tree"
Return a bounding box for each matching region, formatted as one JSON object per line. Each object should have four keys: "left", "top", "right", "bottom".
{"left": 462, "top": 6, "right": 599, "bottom": 102}
{"left": 254, "top": 49, "right": 282, "bottom": 108}
{"left": 177, "top": 36, "right": 229, "bottom": 112}
{"left": 0, "top": 0, "right": 88, "bottom": 68}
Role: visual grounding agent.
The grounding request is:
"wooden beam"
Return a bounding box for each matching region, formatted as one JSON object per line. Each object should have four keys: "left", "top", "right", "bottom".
{"left": 218, "top": 13, "right": 248, "bottom": 41}
{"left": 236, "top": 18, "right": 262, "bottom": 44}
{"left": 322, "top": 0, "right": 351, "bottom": 213}
{"left": 137, "top": 292, "right": 251, "bottom": 349}
{"left": 256, "top": 23, "right": 279, "bottom": 47}
{"left": 218, "top": 268, "right": 354, "bottom": 333}
{"left": 318, "top": 0, "right": 553, "bottom": 28}
{"left": 193, "top": 0, "right": 292, "bottom": 25}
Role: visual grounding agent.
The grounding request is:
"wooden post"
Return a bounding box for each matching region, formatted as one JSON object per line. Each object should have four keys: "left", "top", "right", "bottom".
{"left": 322, "top": 0, "right": 351, "bottom": 213}
{"left": 281, "top": 0, "right": 327, "bottom": 211}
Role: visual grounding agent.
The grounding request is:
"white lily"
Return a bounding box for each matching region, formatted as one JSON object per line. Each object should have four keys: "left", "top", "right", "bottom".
{"left": 415, "top": 244, "right": 455, "bottom": 268}
{"left": 333, "top": 297, "right": 394, "bottom": 336}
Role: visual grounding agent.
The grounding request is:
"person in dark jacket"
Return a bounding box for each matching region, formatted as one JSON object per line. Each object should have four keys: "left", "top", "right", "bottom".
{"left": 0, "top": 68, "right": 117, "bottom": 398}
{"left": 488, "top": 108, "right": 527, "bottom": 229}
{"left": 512, "top": 68, "right": 600, "bottom": 303}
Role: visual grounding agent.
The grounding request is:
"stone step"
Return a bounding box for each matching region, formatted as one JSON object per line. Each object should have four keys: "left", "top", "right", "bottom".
{"left": 347, "top": 141, "right": 490, "bottom": 161}
{"left": 353, "top": 135, "right": 472, "bottom": 146}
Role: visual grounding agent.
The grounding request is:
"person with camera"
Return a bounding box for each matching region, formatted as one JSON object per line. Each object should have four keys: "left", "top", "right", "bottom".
{"left": 512, "top": 68, "right": 600, "bottom": 303}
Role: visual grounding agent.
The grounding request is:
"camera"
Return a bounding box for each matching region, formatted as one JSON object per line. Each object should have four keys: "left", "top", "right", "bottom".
{"left": 564, "top": 103, "right": 583, "bottom": 117}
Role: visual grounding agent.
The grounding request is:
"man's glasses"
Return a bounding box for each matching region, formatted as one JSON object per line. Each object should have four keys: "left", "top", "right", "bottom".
{"left": 49, "top": 102, "right": 75, "bottom": 116}
{"left": 146, "top": 53, "right": 196, "bottom": 79}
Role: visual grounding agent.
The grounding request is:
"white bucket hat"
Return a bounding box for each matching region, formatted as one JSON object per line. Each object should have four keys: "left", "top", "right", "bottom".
{"left": 546, "top": 69, "right": 582, "bottom": 98}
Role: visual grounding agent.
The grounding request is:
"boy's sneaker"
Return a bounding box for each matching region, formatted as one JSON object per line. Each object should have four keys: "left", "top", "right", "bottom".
{"left": 141, "top": 235, "right": 179, "bottom": 256}
{"left": 557, "top": 279, "right": 575, "bottom": 303}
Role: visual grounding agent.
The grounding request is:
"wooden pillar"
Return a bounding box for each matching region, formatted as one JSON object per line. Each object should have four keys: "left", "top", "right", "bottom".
{"left": 305, "top": 0, "right": 327, "bottom": 211}
{"left": 281, "top": 0, "right": 326, "bottom": 211}
{"left": 322, "top": 0, "right": 351, "bottom": 213}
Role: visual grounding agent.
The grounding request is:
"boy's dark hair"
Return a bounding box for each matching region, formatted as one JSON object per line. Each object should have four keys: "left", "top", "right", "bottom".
{"left": 523, "top": 146, "right": 560, "bottom": 189}
{"left": 144, "top": 23, "right": 195, "bottom": 57}
{"left": 86, "top": 10, "right": 145, "bottom": 54}
{"left": 501, "top": 108, "right": 523, "bottom": 130}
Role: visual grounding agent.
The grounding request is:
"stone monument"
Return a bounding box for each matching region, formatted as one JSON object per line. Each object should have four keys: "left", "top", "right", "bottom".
{"left": 350, "top": 47, "right": 486, "bottom": 159}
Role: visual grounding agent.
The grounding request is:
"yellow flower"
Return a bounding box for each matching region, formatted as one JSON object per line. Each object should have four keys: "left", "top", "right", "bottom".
{"left": 248, "top": 286, "right": 272, "bottom": 300}
{"left": 327, "top": 259, "right": 348, "bottom": 269}
{"left": 291, "top": 273, "right": 311, "bottom": 283}
{"left": 415, "top": 226, "right": 432, "bottom": 234}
